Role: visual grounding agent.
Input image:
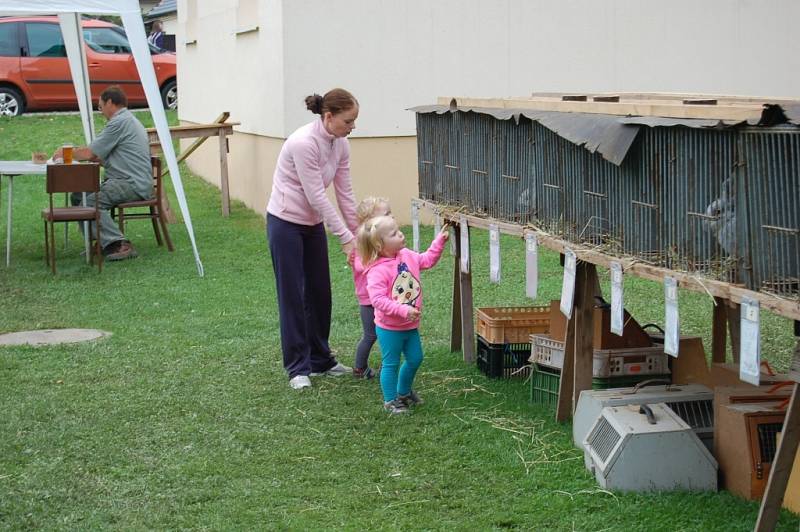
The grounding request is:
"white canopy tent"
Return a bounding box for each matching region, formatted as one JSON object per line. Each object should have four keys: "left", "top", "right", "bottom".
{"left": 0, "top": 0, "right": 204, "bottom": 276}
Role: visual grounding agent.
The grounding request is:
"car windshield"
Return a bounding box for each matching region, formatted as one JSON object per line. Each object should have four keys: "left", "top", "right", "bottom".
{"left": 83, "top": 25, "right": 165, "bottom": 55}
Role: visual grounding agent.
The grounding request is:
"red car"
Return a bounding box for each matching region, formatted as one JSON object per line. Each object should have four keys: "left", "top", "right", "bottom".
{"left": 0, "top": 16, "right": 177, "bottom": 116}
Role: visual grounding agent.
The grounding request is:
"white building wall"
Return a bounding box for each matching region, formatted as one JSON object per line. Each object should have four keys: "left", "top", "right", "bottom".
{"left": 175, "top": 0, "right": 800, "bottom": 223}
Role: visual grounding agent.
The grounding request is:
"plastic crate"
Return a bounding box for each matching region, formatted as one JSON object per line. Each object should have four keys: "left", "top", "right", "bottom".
{"left": 476, "top": 336, "right": 531, "bottom": 379}
{"left": 475, "top": 306, "right": 550, "bottom": 344}
{"left": 529, "top": 363, "right": 671, "bottom": 408}
{"left": 530, "top": 334, "right": 670, "bottom": 378}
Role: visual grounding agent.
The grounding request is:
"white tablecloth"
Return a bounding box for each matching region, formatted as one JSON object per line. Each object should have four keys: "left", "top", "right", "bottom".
{"left": 1, "top": 161, "right": 48, "bottom": 266}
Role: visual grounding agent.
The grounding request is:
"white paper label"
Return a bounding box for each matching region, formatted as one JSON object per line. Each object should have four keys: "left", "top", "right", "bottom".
{"left": 489, "top": 224, "right": 500, "bottom": 284}
{"left": 560, "top": 249, "right": 576, "bottom": 319}
{"left": 610, "top": 262, "right": 624, "bottom": 336}
{"left": 411, "top": 201, "right": 420, "bottom": 252}
{"left": 664, "top": 276, "right": 679, "bottom": 357}
{"left": 459, "top": 216, "right": 470, "bottom": 274}
{"left": 739, "top": 297, "right": 761, "bottom": 386}
{"left": 525, "top": 233, "right": 538, "bottom": 300}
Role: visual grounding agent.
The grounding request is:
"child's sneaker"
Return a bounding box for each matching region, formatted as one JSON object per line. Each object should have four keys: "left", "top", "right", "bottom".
{"left": 353, "top": 367, "right": 376, "bottom": 379}
{"left": 398, "top": 390, "right": 423, "bottom": 407}
{"left": 383, "top": 399, "right": 409, "bottom": 415}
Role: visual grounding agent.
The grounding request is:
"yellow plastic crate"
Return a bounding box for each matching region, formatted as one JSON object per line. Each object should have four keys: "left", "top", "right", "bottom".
{"left": 475, "top": 306, "right": 550, "bottom": 344}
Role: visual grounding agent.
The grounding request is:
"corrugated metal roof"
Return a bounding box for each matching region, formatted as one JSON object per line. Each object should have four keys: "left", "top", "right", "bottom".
{"left": 146, "top": 0, "right": 176, "bottom": 18}
{"left": 410, "top": 102, "right": 800, "bottom": 166}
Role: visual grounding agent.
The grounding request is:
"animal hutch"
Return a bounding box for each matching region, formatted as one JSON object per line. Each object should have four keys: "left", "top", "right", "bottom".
{"left": 412, "top": 93, "right": 800, "bottom": 530}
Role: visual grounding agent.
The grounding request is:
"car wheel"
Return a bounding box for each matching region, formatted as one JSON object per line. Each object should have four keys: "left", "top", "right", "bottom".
{"left": 161, "top": 80, "right": 177, "bottom": 111}
{"left": 0, "top": 87, "right": 24, "bottom": 116}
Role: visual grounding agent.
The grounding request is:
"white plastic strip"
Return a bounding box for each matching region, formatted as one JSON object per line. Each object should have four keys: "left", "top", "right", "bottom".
{"left": 739, "top": 297, "right": 761, "bottom": 386}
{"left": 560, "top": 249, "right": 576, "bottom": 319}
{"left": 489, "top": 224, "right": 500, "bottom": 284}
{"left": 610, "top": 261, "right": 624, "bottom": 336}
{"left": 664, "top": 276, "right": 679, "bottom": 357}
{"left": 459, "top": 216, "right": 470, "bottom": 274}
{"left": 525, "top": 233, "right": 538, "bottom": 299}
{"left": 411, "top": 200, "right": 420, "bottom": 252}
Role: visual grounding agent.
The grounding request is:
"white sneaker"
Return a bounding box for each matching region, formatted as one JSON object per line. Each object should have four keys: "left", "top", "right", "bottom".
{"left": 289, "top": 375, "right": 311, "bottom": 389}
{"left": 310, "top": 362, "right": 352, "bottom": 377}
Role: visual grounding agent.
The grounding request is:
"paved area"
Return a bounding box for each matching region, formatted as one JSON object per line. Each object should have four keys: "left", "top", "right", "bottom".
{"left": 0, "top": 328, "right": 111, "bottom": 346}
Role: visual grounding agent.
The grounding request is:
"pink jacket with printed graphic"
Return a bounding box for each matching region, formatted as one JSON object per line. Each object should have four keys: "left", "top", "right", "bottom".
{"left": 365, "top": 233, "right": 447, "bottom": 331}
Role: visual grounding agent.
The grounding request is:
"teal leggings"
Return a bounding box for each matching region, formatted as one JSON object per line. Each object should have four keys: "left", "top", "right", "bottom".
{"left": 375, "top": 326, "right": 423, "bottom": 402}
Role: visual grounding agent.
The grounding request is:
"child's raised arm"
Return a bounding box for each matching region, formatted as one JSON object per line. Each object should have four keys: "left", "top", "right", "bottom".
{"left": 417, "top": 228, "right": 450, "bottom": 270}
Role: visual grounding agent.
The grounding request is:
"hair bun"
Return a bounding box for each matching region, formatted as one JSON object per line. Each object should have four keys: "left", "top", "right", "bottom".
{"left": 304, "top": 94, "right": 324, "bottom": 114}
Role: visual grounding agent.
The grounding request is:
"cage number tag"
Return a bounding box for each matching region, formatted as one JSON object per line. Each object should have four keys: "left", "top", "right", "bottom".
{"left": 525, "top": 233, "right": 538, "bottom": 300}
{"left": 610, "top": 262, "right": 624, "bottom": 336}
{"left": 664, "top": 276, "right": 679, "bottom": 357}
{"left": 739, "top": 297, "right": 761, "bottom": 386}
{"left": 411, "top": 201, "right": 420, "bottom": 252}
{"left": 459, "top": 216, "right": 470, "bottom": 274}
{"left": 489, "top": 224, "right": 501, "bottom": 284}
{"left": 560, "top": 249, "right": 577, "bottom": 319}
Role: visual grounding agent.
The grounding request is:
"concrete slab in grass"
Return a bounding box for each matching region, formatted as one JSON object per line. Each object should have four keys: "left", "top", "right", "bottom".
{"left": 0, "top": 329, "right": 111, "bottom": 346}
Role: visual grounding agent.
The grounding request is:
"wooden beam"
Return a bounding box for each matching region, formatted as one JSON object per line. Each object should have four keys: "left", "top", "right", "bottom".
{"left": 437, "top": 95, "right": 765, "bottom": 121}
{"left": 459, "top": 225, "right": 475, "bottom": 364}
{"left": 572, "top": 262, "right": 598, "bottom": 412}
{"left": 712, "top": 297, "right": 728, "bottom": 363}
{"left": 420, "top": 201, "right": 800, "bottom": 322}
{"left": 450, "top": 225, "right": 463, "bottom": 353}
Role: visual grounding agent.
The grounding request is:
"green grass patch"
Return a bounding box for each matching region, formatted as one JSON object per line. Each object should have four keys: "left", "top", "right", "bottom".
{"left": 0, "top": 112, "right": 797, "bottom": 530}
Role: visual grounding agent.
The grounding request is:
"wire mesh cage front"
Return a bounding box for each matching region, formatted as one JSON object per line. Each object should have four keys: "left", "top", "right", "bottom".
{"left": 415, "top": 111, "right": 800, "bottom": 300}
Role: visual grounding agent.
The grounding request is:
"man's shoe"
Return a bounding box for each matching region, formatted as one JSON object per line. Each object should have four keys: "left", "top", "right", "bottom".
{"left": 310, "top": 362, "right": 351, "bottom": 377}
{"left": 289, "top": 375, "right": 311, "bottom": 390}
{"left": 383, "top": 399, "right": 410, "bottom": 415}
{"left": 398, "top": 390, "right": 424, "bottom": 407}
{"left": 106, "top": 241, "right": 138, "bottom": 261}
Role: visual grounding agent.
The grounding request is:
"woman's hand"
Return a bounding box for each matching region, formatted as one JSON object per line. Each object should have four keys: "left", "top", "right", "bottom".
{"left": 342, "top": 239, "right": 356, "bottom": 265}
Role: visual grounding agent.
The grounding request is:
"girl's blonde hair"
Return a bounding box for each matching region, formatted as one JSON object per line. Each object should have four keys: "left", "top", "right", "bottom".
{"left": 356, "top": 215, "right": 395, "bottom": 266}
{"left": 356, "top": 196, "right": 390, "bottom": 225}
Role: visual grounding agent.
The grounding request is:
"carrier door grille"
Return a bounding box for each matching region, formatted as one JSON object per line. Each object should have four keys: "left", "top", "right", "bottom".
{"left": 666, "top": 400, "right": 714, "bottom": 430}
{"left": 587, "top": 417, "right": 621, "bottom": 464}
{"left": 757, "top": 422, "right": 784, "bottom": 463}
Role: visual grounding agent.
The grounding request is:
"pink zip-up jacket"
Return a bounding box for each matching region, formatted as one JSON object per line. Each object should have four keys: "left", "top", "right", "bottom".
{"left": 352, "top": 255, "right": 370, "bottom": 306}
{"left": 266, "top": 118, "right": 358, "bottom": 243}
{"left": 365, "top": 233, "right": 447, "bottom": 331}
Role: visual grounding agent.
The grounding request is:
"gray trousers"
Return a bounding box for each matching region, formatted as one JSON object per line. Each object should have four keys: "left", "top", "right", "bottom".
{"left": 71, "top": 178, "right": 145, "bottom": 249}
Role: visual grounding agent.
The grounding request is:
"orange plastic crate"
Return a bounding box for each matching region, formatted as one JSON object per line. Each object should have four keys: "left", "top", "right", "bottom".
{"left": 475, "top": 306, "right": 550, "bottom": 344}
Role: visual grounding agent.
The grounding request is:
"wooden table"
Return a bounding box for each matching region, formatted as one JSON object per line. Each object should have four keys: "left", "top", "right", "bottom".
{"left": 147, "top": 121, "right": 239, "bottom": 217}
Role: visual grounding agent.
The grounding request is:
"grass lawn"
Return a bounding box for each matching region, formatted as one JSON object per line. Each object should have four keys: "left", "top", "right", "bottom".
{"left": 1, "top": 112, "right": 798, "bottom": 530}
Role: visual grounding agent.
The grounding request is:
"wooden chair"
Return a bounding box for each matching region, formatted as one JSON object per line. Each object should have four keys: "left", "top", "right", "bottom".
{"left": 113, "top": 156, "right": 174, "bottom": 251}
{"left": 41, "top": 163, "right": 102, "bottom": 274}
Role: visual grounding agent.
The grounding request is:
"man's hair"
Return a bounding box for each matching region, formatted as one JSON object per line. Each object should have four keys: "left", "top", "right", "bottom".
{"left": 100, "top": 86, "right": 128, "bottom": 107}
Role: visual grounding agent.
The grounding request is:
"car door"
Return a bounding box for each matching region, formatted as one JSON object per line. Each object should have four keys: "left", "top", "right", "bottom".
{"left": 20, "top": 21, "right": 73, "bottom": 108}
{"left": 81, "top": 26, "right": 143, "bottom": 103}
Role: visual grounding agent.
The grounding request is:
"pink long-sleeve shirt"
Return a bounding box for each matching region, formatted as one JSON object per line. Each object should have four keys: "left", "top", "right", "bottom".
{"left": 266, "top": 118, "right": 358, "bottom": 243}
{"left": 365, "top": 233, "right": 447, "bottom": 331}
{"left": 352, "top": 255, "right": 370, "bottom": 306}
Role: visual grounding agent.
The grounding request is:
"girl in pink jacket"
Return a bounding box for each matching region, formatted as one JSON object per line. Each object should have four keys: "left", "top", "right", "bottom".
{"left": 351, "top": 197, "right": 392, "bottom": 379}
{"left": 357, "top": 215, "right": 449, "bottom": 414}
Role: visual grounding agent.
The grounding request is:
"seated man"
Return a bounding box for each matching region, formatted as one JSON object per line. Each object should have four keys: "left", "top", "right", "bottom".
{"left": 53, "top": 86, "right": 153, "bottom": 261}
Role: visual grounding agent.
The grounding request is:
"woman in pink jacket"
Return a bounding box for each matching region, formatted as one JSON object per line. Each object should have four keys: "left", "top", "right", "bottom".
{"left": 266, "top": 89, "right": 360, "bottom": 390}
{"left": 357, "top": 215, "right": 449, "bottom": 414}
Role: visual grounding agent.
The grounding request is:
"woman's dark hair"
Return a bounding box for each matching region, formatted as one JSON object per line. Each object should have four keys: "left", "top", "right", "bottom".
{"left": 304, "top": 88, "right": 358, "bottom": 116}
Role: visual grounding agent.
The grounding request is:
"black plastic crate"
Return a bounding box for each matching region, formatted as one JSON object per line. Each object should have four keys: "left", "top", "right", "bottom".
{"left": 476, "top": 335, "right": 531, "bottom": 379}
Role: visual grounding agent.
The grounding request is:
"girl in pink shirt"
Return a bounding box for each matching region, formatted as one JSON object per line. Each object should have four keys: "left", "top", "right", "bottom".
{"left": 351, "top": 197, "right": 392, "bottom": 379}
{"left": 357, "top": 215, "right": 449, "bottom": 414}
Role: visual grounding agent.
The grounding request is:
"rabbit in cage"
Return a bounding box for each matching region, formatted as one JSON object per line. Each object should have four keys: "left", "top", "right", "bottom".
{"left": 704, "top": 177, "right": 736, "bottom": 256}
